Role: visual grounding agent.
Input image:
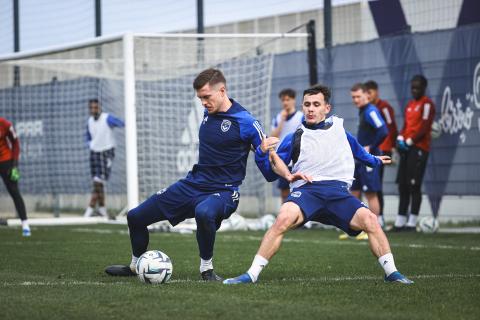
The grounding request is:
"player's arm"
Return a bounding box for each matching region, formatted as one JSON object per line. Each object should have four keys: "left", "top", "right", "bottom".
{"left": 381, "top": 104, "right": 398, "bottom": 138}
{"left": 345, "top": 130, "right": 390, "bottom": 167}
{"left": 86, "top": 124, "right": 92, "bottom": 148}
{"left": 365, "top": 108, "right": 388, "bottom": 150}
{"left": 106, "top": 114, "right": 125, "bottom": 128}
{"left": 254, "top": 133, "right": 292, "bottom": 182}
{"left": 5, "top": 122, "right": 21, "bottom": 181}
{"left": 407, "top": 101, "right": 435, "bottom": 146}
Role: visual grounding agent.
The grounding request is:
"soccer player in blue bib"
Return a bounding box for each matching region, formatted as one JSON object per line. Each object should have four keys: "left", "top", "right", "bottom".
{"left": 224, "top": 85, "right": 413, "bottom": 285}
{"left": 118, "top": 69, "right": 279, "bottom": 281}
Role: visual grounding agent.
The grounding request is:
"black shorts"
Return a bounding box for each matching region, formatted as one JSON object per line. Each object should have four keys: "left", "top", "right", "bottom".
{"left": 90, "top": 148, "right": 115, "bottom": 182}
{"left": 396, "top": 147, "right": 429, "bottom": 186}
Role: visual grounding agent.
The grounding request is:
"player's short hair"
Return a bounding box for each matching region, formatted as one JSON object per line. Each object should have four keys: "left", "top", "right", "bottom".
{"left": 303, "top": 84, "right": 331, "bottom": 103}
{"left": 88, "top": 98, "right": 99, "bottom": 105}
{"left": 350, "top": 83, "right": 367, "bottom": 92}
{"left": 364, "top": 80, "right": 378, "bottom": 91}
{"left": 278, "top": 88, "right": 296, "bottom": 99}
{"left": 411, "top": 74, "right": 428, "bottom": 88}
{"left": 193, "top": 68, "right": 226, "bottom": 90}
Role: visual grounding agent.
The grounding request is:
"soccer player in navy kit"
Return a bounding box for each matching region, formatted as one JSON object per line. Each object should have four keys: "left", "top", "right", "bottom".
{"left": 112, "top": 69, "right": 279, "bottom": 281}
{"left": 224, "top": 85, "right": 413, "bottom": 285}
{"left": 348, "top": 83, "right": 388, "bottom": 236}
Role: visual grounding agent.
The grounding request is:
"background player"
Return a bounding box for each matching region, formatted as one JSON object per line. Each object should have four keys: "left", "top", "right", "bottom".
{"left": 223, "top": 85, "right": 413, "bottom": 285}
{"left": 0, "top": 117, "right": 30, "bottom": 236}
{"left": 109, "top": 68, "right": 278, "bottom": 281}
{"left": 394, "top": 75, "right": 435, "bottom": 231}
{"left": 364, "top": 80, "right": 398, "bottom": 227}
{"left": 84, "top": 99, "right": 124, "bottom": 218}
{"left": 347, "top": 83, "right": 388, "bottom": 236}
{"left": 270, "top": 89, "right": 304, "bottom": 203}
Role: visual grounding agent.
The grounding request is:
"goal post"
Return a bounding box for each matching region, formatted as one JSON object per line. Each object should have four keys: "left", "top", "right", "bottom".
{"left": 0, "top": 31, "right": 311, "bottom": 220}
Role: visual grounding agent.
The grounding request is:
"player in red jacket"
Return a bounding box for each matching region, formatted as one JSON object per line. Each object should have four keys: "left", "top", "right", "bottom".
{"left": 0, "top": 117, "right": 30, "bottom": 236}
{"left": 365, "top": 80, "right": 398, "bottom": 228}
{"left": 394, "top": 75, "right": 435, "bottom": 231}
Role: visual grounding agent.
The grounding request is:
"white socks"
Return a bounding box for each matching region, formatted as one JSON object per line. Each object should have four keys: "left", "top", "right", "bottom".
{"left": 21, "top": 220, "right": 30, "bottom": 230}
{"left": 394, "top": 215, "right": 407, "bottom": 227}
{"left": 378, "top": 253, "right": 397, "bottom": 277}
{"left": 377, "top": 215, "right": 385, "bottom": 228}
{"left": 84, "top": 206, "right": 94, "bottom": 217}
{"left": 406, "top": 214, "right": 418, "bottom": 227}
{"left": 247, "top": 254, "right": 269, "bottom": 282}
{"left": 200, "top": 258, "right": 213, "bottom": 273}
{"left": 130, "top": 255, "right": 138, "bottom": 273}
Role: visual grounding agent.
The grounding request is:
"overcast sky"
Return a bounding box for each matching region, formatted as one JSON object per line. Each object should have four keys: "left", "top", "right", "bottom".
{"left": 0, "top": 0, "right": 359, "bottom": 54}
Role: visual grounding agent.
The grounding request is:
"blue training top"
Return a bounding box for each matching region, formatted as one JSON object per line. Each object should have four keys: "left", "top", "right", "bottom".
{"left": 357, "top": 103, "right": 388, "bottom": 155}
{"left": 184, "top": 98, "right": 265, "bottom": 190}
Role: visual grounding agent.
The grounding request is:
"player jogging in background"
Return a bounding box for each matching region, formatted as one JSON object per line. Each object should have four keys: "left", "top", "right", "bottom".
{"left": 393, "top": 75, "right": 435, "bottom": 231}
{"left": 223, "top": 85, "right": 413, "bottom": 285}
{"left": 365, "top": 80, "right": 398, "bottom": 228}
{"left": 344, "top": 83, "right": 387, "bottom": 239}
{"left": 84, "top": 99, "right": 124, "bottom": 218}
{"left": 0, "top": 117, "right": 30, "bottom": 236}
{"left": 107, "top": 68, "right": 279, "bottom": 281}
{"left": 270, "top": 88, "right": 303, "bottom": 203}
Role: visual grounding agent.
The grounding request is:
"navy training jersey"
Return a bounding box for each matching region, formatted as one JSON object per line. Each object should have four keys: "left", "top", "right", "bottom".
{"left": 357, "top": 103, "right": 388, "bottom": 154}
{"left": 184, "top": 99, "right": 265, "bottom": 189}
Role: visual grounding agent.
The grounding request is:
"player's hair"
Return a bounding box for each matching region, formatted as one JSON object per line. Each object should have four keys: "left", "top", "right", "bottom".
{"left": 364, "top": 80, "right": 378, "bottom": 90}
{"left": 411, "top": 74, "right": 428, "bottom": 88}
{"left": 303, "top": 84, "right": 331, "bottom": 103}
{"left": 88, "top": 98, "right": 99, "bottom": 104}
{"left": 350, "top": 82, "right": 367, "bottom": 92}
{"left": 278, "top": 88, "right": 296, "bottom": 99}
{"left": 193, "top": 68, "right": 226, "bottom": 90}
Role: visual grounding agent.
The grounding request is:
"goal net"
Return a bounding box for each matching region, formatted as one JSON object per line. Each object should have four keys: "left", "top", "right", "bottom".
{"left": 0, "top": 33, "right": 308, "bottom": 219}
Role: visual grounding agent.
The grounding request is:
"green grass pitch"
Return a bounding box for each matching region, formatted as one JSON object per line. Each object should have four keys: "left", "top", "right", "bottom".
{"left": 1, "top": 224, "right": 479, "bottom": 319}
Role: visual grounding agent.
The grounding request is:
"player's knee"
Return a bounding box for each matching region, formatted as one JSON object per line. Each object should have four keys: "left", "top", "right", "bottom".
{"left": 272, "top": 212, "right": 296, "bottom": 234}
{"left": 195, "top": 202, "right": 219, "bottom": 224}
{"left": 127, "top": 208, "right": 142, "bottom": 227}
{"left": 362, "top": 211, "right": 380, "bottom": 233}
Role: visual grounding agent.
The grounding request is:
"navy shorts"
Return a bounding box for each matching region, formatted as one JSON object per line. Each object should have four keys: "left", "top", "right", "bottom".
{"left": 141, "top": 179, "right": 239, "bottom": 226}
{"left": 286, "top": 181, "right": 366, "bottom": 236}
{"left": 90, "top": 148, "right": 115, "bottom": 182}
{"left": 351, "top": 162, "right": 382, "bottom": 192}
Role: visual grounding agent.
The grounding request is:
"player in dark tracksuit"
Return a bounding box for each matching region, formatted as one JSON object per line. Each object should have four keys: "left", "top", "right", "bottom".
{"left": 365, "top": 80, "right": 398, "bottom": 227}
{"left": 393, "top": 75, "right": 435, "bottom": 231}
{"left": 0, "top": 117, "right": 30, "bottom": 236}
{"left": 349, "top": 83, "right": 388, "bottom": 235}
{"left": 107, "top": 69, "right": 278, "bottom": 281}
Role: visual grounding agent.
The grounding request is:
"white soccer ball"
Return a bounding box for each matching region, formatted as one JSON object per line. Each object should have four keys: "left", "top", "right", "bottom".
{"left": 136, "top": 250, "right": 173, "bottom": 284}
{"left": 418, "top": 216, "right": 440, "bottom": 233}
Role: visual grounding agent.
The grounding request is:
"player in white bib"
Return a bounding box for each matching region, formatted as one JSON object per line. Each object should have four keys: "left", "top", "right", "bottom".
{"left": 224, "top": 85, "right": 413, "bottom": 285}
{"left": 84, "top": 99, "right": 124, "bottom": 218}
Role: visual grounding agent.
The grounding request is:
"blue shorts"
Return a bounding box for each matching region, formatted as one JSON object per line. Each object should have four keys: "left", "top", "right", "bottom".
{"left": 286, "top": 181, "right": 366, "bottom": 236}
{"left": 141, "top": 179, "right": 239, "bottom": 226}
{"left": 90, "top": 148, "right": 115, "bottom": 182}
{"left": 351, "top": 162, "right": 381, "bottom": 192}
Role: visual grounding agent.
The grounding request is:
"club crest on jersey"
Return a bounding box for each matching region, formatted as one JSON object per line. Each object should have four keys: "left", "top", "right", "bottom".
{"left": 221, "top": 119, "right": 231, "bottom": 132}
{"left": 157, "top": 188, "right": 167, "bottom": 195}
{"left": 291, "top": 191, "right": 302, "bottom": 198}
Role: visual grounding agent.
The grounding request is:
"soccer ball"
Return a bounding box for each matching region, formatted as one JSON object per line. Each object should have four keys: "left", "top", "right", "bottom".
{"left": 136, "top": 250, "right": 173, "bottom": 284}
{"left": 418, "top": 216, "right": 440, "bottom": 233}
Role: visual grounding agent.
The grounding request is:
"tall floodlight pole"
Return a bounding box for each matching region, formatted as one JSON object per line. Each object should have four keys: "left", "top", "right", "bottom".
{"left": 13, "top": 0, "right": 20, "bottom": 86}
{"left": 197, "top": 0, "right": 204, "bottom": 64}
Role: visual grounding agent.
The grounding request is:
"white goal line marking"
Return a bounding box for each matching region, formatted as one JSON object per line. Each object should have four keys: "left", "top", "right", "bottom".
{"left": 2, "top": 274, "right": 478, "bottom": 287}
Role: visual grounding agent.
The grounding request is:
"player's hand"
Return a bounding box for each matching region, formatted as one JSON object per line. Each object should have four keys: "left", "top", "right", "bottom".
{"left": 287, "top": 172, "right": 313, "bottom": 183}
{"left": 260, "top": 136, "right": 280, "bottom": 153}
{"left": 10, "top": 167, "right": 20, "bottom": 181}
{"left": 377, "top": 155, "right": 392, "bottom": 165}
{"left": 396, "top": 140, "right": 409, "bottom": 153}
